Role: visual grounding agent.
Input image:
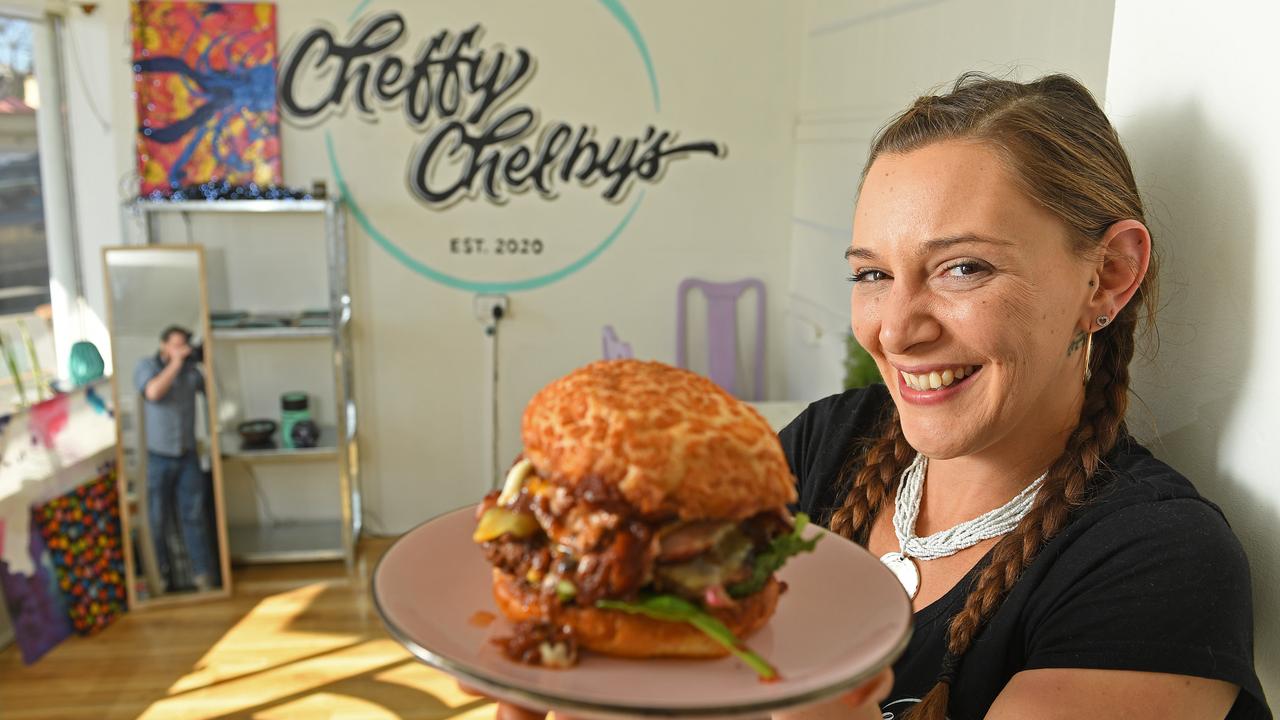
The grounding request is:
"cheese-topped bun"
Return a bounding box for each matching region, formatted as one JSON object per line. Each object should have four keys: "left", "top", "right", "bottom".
{"left": 520, "top": 359, "right": 797, "bottom": 521}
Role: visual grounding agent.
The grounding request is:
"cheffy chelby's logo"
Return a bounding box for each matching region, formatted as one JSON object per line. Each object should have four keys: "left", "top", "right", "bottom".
{"left": 281, "top": 13, "right": 720, "bottom": 207}
{"left": 277, "top": 5, "right": 724, "bottom": 292}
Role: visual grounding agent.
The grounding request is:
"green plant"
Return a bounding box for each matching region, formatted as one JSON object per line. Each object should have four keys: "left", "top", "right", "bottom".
{"left": 843, "top": 333, "right": 881, "bottom": 389}
{"left": 0, "top": 330, "right": 26, "bottom": 407}
{"left": 17, "top": 319, "right": 46, "bottom": 400}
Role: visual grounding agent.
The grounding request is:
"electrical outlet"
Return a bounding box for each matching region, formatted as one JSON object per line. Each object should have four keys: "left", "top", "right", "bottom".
{"left": 474, "top": 294, "right": 510, "bottom": 324}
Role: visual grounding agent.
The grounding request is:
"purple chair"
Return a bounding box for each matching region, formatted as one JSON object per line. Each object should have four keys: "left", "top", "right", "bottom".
{"left": 602, "top": 325, "right": 634, "bottom": 360}
{"left": 676, "top": 277, "right": 765, "bottom": 401}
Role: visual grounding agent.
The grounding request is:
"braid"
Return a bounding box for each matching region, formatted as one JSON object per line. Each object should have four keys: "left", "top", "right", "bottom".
{"left": 904, "top": 318, "right": 1137, "bottom": 720}
{"left": 828, "top": 403, "right": 914, "bottom": 545}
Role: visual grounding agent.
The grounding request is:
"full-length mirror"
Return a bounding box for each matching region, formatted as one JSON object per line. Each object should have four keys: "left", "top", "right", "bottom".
{"left": 103, "top": 246, "right": 231, "bottom": 606}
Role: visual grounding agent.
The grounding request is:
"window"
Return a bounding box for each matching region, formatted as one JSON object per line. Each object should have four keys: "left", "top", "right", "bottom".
{"left": 0, "top": 17, "right": 44, "bottom": 315}
{"left": 0, "top": 15, "right": 54, "bottom": 412}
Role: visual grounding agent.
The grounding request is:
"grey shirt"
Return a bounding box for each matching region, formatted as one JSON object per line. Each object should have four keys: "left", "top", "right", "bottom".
{"left": 134, "top": 354, "right": 204, "bottom": 457}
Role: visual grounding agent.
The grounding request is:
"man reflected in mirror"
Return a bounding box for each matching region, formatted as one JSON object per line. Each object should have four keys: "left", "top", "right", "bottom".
{"left": 133, "top": 325, "right": 214, "bottom": 593}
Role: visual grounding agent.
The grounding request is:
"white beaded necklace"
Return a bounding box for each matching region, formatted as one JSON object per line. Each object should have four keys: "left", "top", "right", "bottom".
{"left": 879, "top": 453, "right": 1047, "bottom": 599}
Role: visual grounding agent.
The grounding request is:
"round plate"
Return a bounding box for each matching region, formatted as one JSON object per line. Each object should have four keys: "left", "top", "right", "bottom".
{"left": 373, "top": 506, "right": 913, "bottom": 719}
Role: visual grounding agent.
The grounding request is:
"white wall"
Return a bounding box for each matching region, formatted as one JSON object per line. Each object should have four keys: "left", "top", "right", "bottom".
{"left": 785, "top": 0, "right": 1115, "bottom": 399}
{"left": 61, "top": 7, "right": 124, "bottom": 371}
{"left": 1106, "top": 0, "right": 1279, "bottom": 700}
{"left": 66, "top": 0, "right": 802, "bottom": 532}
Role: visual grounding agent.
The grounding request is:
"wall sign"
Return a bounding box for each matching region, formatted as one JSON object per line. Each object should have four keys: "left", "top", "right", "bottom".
{"left": 278, "top": 1, "right": 725, "bottom": 293}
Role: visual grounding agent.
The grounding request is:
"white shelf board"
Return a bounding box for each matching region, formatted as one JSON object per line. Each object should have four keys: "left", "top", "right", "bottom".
{"left": 212, "top": 326, "right": 332, "bottom": 341}
{"left": 133, "top": 199, "right": 329, "bottom": 214}
{"left": 229, "top": 521, "right": 344, "bottom": 563}
{"left": 220, "top": 425, "right": 339, "bottom": 463}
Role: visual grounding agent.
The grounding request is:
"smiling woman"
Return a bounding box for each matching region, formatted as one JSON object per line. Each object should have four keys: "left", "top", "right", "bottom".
{"left": 780, "top": 73, "right": 1271, "bottom": 720}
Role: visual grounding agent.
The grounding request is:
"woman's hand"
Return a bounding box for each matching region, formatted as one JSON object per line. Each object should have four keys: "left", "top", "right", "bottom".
{"left": 457, "top": 683, "right": 552, "bottom": 720}
{"left": 460, "top": 668, "right": 893, "bottom": 720}
{"left": 493, "top": 700, "right": 550, "bottom": 720}
{"left": 773, "top": 668, "right": 894, "bottom": 720}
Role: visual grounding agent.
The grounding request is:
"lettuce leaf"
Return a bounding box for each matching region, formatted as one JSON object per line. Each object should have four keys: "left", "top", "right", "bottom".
{"left": 726, "top": 512, "right": 820, "bottom": 598}
{"left": 596, "top": 594, "right": 777, "bottom": 680}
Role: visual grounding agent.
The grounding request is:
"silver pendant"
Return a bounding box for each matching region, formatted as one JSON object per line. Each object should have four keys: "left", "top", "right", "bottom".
{"left": 880, "top": 551, "right": 920, "bottom": 599}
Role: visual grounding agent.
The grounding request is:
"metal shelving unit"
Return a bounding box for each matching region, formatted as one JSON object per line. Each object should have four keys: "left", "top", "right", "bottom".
{"left": 130, "top": 197, "right": 360, "bottom": 568}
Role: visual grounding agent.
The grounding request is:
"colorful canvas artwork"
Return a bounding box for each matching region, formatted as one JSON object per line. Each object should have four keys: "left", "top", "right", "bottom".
{"left": 32, "top": 465, "right": 126, "bottom": 636}
{"left": 0, "top": 464, "right": 123, "bottom": 664}
{"left": 131, "top": 1, "right": 281, "bottom": 196}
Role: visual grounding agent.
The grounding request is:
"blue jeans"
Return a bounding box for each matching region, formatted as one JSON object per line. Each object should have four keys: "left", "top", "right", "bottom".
{"left": 146, "top": 451, "right": 213, "bottom": 581}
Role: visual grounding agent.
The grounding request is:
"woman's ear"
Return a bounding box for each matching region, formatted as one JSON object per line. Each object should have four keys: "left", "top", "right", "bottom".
{"left": 1086, "top": 219, "right": 1151, "bottom": 325}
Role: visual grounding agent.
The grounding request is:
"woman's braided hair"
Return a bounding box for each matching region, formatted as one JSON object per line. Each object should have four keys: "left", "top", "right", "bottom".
{"left": 828, "top": 72, "right": 1159, "bottom": 720}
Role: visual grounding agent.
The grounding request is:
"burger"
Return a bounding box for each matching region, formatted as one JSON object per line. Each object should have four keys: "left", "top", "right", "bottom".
{"left": 472, "top": 359, "right": 819, "bottom": 678}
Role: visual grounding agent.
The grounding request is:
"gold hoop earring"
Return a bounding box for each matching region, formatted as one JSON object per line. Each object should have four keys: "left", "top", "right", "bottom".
{"left": 1084, "top": 332, "right": 1094, "bottom": 385}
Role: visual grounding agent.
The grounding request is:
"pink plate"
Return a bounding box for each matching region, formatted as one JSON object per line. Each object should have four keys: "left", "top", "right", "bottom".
{"left": 374, "top": 506, "right": 912, "bottom": 719}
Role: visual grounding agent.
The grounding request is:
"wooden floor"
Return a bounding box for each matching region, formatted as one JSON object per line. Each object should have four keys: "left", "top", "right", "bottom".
{"left": 0, "top": 538, "right": 496, "bottom": 720}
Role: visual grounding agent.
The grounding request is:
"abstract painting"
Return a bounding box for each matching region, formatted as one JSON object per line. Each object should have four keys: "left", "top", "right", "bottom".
{"left": 131, "top": 1, "right": 280, "bottom": 197}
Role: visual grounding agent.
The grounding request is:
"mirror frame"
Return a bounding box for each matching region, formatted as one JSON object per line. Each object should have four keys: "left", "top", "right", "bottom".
{"left": 102, "top": 244, "right": 232, "bottom": 608}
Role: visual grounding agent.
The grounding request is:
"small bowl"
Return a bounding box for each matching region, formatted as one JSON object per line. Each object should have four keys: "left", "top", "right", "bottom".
{"left": 237, "top": 419, "right": 277, "bottom": 446}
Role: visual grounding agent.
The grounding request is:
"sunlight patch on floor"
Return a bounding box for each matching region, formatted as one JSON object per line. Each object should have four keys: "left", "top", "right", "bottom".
{"left": 256, "top": 691, "right": 407, "bottom": 719}
{"left": 373, "top": 661, "right": 484, "bottom": 709}
{"left": 163, "top": 581, "right": 362, "bottom": 695}
{"left": 141, "top": 638, "right": 420, "bottom": 719}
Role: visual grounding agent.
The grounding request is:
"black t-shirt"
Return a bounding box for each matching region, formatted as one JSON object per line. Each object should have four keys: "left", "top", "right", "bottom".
{"left": 779, "top": 385, "right": 1271, "bottom": 720}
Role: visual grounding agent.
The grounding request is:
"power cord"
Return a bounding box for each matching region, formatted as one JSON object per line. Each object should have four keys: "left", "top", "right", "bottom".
{"left": 62, "top": 16, "right": 111, "bottom": 133}
{"left": 489, "top": 302, "right": 503, "bottom": 492}
{"left": 240, "top": 461, "right": 280, "bottom": 527}
{"left": 483, "top": 297, "right": 504, "bottom": 486}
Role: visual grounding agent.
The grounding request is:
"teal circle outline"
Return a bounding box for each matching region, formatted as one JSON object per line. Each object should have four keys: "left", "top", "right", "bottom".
{"left": 330, "top": 0, "right": 659, "bottom": 293}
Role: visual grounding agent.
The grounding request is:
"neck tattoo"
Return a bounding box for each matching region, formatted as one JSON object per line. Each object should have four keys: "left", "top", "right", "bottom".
{"left": 1066, "top": 329, "right": 1087, "bottom": 356}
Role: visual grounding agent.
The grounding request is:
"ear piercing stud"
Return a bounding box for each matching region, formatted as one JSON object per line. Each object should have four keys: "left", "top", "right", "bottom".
{"left": 1096, "top": 315, "right": 1110, "bottom": 328}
